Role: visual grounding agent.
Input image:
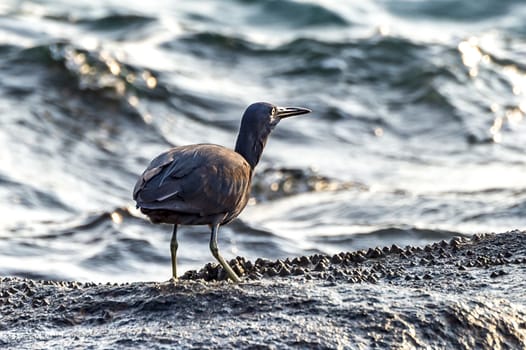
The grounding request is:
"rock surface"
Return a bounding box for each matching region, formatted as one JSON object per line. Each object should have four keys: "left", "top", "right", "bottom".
{"left": 1, "top": 231, "right": 525, "bottom": 349}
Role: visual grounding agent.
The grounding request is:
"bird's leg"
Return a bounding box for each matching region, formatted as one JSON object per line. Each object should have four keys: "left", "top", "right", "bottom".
{"left": 170, "top": 225, "right": 178, "bottom": 279}
{"left": 209, "top": 223, "right": 241, "bottom": 283}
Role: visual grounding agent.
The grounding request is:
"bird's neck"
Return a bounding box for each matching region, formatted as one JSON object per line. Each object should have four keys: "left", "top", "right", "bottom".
{"left": 235, "top": 128, "right": 271, "bottom": 170}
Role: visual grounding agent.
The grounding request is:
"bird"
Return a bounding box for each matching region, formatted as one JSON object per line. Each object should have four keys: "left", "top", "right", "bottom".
{"left": 133, "top": 102, "right": 311, "bottom": 282}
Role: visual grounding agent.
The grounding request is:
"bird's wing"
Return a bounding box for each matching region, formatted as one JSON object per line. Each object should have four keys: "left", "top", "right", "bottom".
{"left": 132, "top": 148, "right": 190, "bottom": 200}
{"left": 133, "top": 145, "right": 251, "bottom": 215}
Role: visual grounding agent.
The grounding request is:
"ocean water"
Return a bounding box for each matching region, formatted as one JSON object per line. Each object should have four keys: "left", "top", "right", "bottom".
{"left": 0, "top": 0, "right": 525, "bottom": 282}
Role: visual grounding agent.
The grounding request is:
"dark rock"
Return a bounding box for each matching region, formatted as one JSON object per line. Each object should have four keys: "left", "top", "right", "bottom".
{"left": 490, "top": 269, "right": 507, "bottom": 278}
{"left": 244, "top": 260, "right": 253, "bottom": 272}
{"left": 266, "top": 267, "right": 278, "bottom": 277}
{"left": 352, "top": 252, "right": 366, "bottom": 263}
{"left": 255, "top": 258, "right": 271, "bottom": 267}
{"left": 314, "top": 261, "right": 327, "bottom": 272}
{"left": 278, "top": 266, "right": 290, "bottom": 277}
{"left": 217, "top": 268, "right": 228, "bottom": 281}
{"left": 276, "top": 259, "right": 287, "bottom": 271}
{"left": 331, "top": 254, "right": 343, "bottom": 264}
{"left": 367, "top": 274, "right": 378, "bottom": 283}
{"left": 366, "top": 247, "right": 384, "bottom": 259}
{"left": 248, "top": 271, "right": 262, "bottom": 280}
{"left": 1, "top": 231, "right": 525, "bottom": 349}
{"left": 292, "top": 267, "right": 305, "bottom": 276}
{"left": 450, "top": 237, "right": 462, "bottom": 247}
{"left": 390, "top": 244, "right": 403, "bottom": 254}
{"left": 298, "top": 256, "right": 311, "bottom": 267}
{"left": 310, "top": 254, "right": 321, "bottom": 265}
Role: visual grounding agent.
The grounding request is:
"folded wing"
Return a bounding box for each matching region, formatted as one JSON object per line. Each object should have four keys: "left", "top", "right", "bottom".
{"left": 133, "top": 144, "right": 252, "bottom": 217}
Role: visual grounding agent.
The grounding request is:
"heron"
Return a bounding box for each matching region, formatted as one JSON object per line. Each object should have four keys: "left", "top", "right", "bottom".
{"left": 133, "top": 102, "right": 311, "bottom": 282}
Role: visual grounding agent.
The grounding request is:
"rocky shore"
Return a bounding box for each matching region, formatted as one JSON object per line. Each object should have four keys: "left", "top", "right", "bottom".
{"left": 1, "top": 231, "right": 525, "bottom": 349}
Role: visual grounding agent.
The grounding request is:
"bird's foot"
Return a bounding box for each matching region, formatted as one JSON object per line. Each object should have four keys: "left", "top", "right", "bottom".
{"left": 222, "top": 263, "right": 242, "bottom": 283}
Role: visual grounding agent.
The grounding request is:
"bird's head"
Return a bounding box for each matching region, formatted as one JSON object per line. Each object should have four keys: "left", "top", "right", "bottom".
{"left": 242, "top": 102, "right": 311, "bottom": 129}
{"left": 236, "top": 102, "right": 311, "bottom": 169}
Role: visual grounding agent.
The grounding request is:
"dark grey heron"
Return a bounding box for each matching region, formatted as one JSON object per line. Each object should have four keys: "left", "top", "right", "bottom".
{"left": 133, "top": 102, "right": 311, "bottom": 282}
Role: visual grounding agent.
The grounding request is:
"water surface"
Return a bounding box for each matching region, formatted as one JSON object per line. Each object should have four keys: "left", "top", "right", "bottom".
{"left": 0, "top": 0, "right": 525, "bottom": 282}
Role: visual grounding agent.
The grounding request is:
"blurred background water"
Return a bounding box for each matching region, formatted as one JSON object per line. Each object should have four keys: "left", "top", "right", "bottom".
{"left": 0, "top": 0, "right": 525, "bottom": 282}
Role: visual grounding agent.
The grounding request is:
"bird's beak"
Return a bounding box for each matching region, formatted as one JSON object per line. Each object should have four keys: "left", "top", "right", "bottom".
{"left": 276, "top": 106, "right": 311, "bottom": 119}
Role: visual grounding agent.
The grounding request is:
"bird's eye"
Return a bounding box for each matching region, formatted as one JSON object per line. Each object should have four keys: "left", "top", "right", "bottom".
{"left": 271, "top": 107, "right": 276, "bottom": 115}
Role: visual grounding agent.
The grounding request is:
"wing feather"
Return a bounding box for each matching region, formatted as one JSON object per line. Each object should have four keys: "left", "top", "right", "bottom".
{"left": 133, "top": 144, "right": 252, "bottom": 216}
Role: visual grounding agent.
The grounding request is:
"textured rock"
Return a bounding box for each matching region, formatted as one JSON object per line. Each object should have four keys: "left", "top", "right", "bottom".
{"left": 0, "top": 230, "right": 525, "bottom": 349}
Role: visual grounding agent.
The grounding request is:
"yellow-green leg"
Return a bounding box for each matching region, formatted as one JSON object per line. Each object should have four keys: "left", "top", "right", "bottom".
{"left": 209, "top": 223, "right": 241, "bottom": 283}
{"left": 170, "top": 225, "right": 178, "bottom": 279}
